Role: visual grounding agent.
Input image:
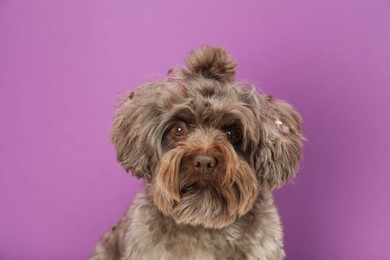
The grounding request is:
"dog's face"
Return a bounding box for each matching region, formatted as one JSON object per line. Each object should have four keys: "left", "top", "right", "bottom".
{"left": 111, "top": 46, "right": 302, "bottom": 229}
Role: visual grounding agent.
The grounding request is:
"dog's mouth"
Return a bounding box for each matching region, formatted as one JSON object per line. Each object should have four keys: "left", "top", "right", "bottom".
{"left": 179, "top": 182, "right": 202, "bottom": 195}
{"left": 180, "top": 185, "right": 196, "bottom": 196}
{"left": 180, "top": 187, "right": 191, "bottom": 195}
{"left": 179, "top": 180, "right": 214, "bottom": 196}
{"left": 179, "top": 167, "right": 221, "bottom": 197}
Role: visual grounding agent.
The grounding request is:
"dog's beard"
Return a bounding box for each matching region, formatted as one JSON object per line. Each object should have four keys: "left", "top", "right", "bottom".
{"left": 153, "top": 140, "right": 259, "bottom": 229}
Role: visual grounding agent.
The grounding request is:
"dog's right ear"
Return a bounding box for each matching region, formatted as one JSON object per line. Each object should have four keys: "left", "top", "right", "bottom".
{"left": 110, "top": 83, "right": 182, "bottom": 181}
{"left": 111, "top": 82, "right": 169, "bottom": 181}
{"left": 110, "top": 89, "right": 152, "bottom": 180}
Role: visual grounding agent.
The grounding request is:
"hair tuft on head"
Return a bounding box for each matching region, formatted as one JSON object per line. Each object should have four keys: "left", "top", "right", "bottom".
{"left": 184, "top": 45, "right": 237, "bottom": 82}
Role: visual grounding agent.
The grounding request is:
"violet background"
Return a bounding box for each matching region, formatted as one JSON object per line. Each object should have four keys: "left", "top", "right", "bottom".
{"left": 1, "top": 0, "right": 390, "bottom": 259}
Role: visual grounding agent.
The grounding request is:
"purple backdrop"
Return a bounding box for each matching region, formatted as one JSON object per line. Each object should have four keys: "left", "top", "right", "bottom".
{"left": 1, "top": 0, "right": 389, "bottom": 259}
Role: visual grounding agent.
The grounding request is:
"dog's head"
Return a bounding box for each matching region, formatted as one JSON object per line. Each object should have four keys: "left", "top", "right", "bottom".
{"left": 111, "top": 46, "right": 302, "bottom": 228}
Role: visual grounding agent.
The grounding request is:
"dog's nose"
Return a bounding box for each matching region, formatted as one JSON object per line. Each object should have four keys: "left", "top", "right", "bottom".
{"left": 193, "top": 155, "right": 217, "bottom": 174}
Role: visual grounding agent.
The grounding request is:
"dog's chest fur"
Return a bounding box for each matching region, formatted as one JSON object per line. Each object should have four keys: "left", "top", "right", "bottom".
{"left": 109, "top": 190, "right": 285, "bottom": 260}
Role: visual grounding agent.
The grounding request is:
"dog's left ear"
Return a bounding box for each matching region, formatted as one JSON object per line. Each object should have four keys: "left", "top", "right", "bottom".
{"left": 255, "top": 96, "right": 303, "bottom": 189}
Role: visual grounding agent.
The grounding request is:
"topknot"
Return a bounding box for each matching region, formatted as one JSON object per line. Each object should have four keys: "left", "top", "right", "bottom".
{"left": 184, "top": 45, "right": 237, "bottom": 82}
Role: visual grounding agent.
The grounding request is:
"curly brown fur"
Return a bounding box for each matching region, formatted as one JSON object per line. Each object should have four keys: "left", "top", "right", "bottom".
{"left": 91, "top": 45, "right": 303, "bottom": 260}
{"left": 182, "top": 45, "right": 237, "bottom": 82}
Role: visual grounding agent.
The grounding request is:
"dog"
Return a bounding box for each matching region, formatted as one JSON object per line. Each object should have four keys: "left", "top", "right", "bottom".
{"left": 90, "top": 45, "right": 303, "bottom": 260}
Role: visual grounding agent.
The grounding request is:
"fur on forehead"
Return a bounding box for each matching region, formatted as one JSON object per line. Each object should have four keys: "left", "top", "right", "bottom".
{"left": 163, "top": 79, "right": 260, "bottom": 145}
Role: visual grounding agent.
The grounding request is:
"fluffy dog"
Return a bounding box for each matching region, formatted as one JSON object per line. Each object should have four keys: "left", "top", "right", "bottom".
{"left": 91, "top": 46, "right": 302, "bottom": 260}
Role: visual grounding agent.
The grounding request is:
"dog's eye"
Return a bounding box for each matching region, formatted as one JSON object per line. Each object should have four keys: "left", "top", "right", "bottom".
{"left": 170, "top": 122, "right": 188, "bottom": 140}
{"left": 226, "top": 128, "right": 242, "bottom": 143}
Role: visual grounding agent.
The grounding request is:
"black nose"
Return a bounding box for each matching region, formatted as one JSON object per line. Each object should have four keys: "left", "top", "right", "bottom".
{"left": 193, "top": 155, "right": 217, "bottom": 174}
